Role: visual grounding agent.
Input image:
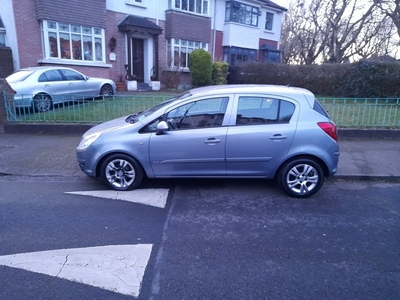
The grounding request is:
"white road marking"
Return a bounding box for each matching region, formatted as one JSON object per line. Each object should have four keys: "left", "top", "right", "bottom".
{"left": 65, "top": 189, "right": 169, "bottom": 208}
{"left": 0, "top": 244, "right": 152, "bottom": 297}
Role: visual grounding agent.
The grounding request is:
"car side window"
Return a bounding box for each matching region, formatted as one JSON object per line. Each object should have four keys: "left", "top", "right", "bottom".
{"left": 236, "top": 97, "right": 295, "bottom": 125}
{"left": 60, "top": 69, "right": 85, "bottom": 81}
{"left": 236, "top": 97, "right": 279, "bottom": 125}
{"left": 166, "top": 97, "right": 229, "bottom": 130}
{"left": 38, "top": 70, "right": 63, "bottom": 82}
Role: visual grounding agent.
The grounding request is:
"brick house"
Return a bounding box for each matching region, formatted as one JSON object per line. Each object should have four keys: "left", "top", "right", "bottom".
{"left": 0, "top": 0, "right": 286, "bottom": 87}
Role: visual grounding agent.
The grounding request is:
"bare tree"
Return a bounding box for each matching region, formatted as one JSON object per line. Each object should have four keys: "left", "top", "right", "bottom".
{"left": 375, "top": 0, "right": 400, "bottom": 38}
{"left": 324, "top": 0, "right": 378, "bottom": 63}
{"left": 281, "top": 0, "right": 393, "bottom": 64}
{"left": 281, "top": 0, "right": 329, "bottom": 64}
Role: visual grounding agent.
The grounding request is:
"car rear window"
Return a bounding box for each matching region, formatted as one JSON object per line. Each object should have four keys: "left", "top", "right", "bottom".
{"left": 313, "top": 99, "right": 330, "bottom": 118}
{"left": 6, "top": 70, "right": 34, "bottom": 83}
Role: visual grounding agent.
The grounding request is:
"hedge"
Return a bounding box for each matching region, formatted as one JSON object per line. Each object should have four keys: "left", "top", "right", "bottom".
{"left": 230, "top": 61, "right": 400, "bottom": 98}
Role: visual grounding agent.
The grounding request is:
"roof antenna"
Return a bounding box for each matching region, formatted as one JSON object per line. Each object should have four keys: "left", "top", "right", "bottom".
{"left": 286, "top": 84, "right": 291, "bottom": 87}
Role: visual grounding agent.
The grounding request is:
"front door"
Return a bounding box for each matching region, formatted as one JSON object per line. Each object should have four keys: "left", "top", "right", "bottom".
{"left": 132, "top": 39, "right": 144, "bottom": 82}
{"left": 149, "top": 97, "right": 231, "bottom": 177}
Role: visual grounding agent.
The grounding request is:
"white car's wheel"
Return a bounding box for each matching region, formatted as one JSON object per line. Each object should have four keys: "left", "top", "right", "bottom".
{"left": 33, "top": 94, "right": 53, "bottom": 112}
{"left": 100, "top": 84, "right": 114, "bottom": 97}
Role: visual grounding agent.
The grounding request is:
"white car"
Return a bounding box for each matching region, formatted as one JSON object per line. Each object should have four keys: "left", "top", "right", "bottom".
{"left": 6, "top": 66, "right": 116, "bottom": 112}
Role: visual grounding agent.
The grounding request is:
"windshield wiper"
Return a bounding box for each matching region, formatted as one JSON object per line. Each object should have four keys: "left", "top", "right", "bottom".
{"left": 125, "top": 114, "right": 138, "bottom": 124}
{"left": 125, "top": 111, "right": 143, "bottom": 124}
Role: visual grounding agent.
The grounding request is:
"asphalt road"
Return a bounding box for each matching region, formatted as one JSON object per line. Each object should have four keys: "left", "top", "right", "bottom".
{"left": 0, "top": 176, "right": 399, "bottom": 300}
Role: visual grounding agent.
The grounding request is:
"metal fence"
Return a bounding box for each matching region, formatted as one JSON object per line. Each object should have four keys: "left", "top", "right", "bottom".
{"left": 3, "top": 93, "right": 400, "bottom": 128}
{"left": 319, "top": 98, "right": 400, "bottom": 128}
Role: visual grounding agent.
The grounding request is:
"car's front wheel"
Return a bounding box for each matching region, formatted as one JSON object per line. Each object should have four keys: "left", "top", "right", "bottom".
{"left": 278, "top": 158, "right": 324, "bottom": 198}
{"left": 100, "top": 154, "right": 143, "bottom": 191}
{"left": 33, "top": 94, "right": 53, "bottom": 112}
{"left": 99, "top": 84, "right": 114, "bottom": 97}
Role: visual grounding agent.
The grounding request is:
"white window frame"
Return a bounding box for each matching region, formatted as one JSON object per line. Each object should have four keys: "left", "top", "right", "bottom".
{"left": 225, "top": 1, "right": 259, "bottom": 27}
{"left": 174, "top": 0, "right": 209, "bottom": 15}
{"left": 41, "top": 20, "right": 106, "bottom": 64}
{"left": 265, "top": 12, "right": 274, "bottom": 31}
{"left": 167, "top": 38, "right": 208, "bottom": 70}
{"left": 125, "top": 0, "right": 146, "bottom": 8}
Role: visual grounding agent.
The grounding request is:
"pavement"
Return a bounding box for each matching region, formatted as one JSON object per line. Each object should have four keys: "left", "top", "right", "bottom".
{"left": 0, "top": 132, "right": 399, "bottom": 182}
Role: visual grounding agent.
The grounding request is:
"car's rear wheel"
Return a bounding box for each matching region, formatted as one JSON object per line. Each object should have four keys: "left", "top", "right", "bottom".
{"left": 100, "top": 154, "right": 143, "bottom": 191}
{"left": 278, "top": 158, "right": 324, "bottom": 198}
{"left": 100, "top": 84, "right": 114, "bottom": 97}
{"left": 33, "top": 94, "right": 53, "bottom": 112}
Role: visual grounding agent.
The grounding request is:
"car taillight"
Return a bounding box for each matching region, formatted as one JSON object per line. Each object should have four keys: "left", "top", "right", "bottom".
{"left": 318, "top": 122, "right": 338, "bottom": 141}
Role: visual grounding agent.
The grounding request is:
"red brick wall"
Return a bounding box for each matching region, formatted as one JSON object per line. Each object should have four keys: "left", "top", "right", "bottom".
{"left": 165, "top": 10, "right": 211, "bottom": 43}
{"left": 214, "top": 30, "right": 224, "bottom": 61}
{"left": 13, "top": 0, "right": 43, "bottom": 68}
{"left": 106, "top": 11, "right": 130, "bottom": 82}
{"left": 0, "top": 48, "right": 14, "bottom": 77}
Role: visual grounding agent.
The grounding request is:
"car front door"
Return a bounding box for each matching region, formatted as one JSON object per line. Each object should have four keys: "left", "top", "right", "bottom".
{"left": 59, "top": 69, "right": 96, "bottom": 99}
{"left": 149, "top": 96, "right": 231, "bottom": 177}
{"left": 225, "top": 95, "right": 298, "bottom": 176}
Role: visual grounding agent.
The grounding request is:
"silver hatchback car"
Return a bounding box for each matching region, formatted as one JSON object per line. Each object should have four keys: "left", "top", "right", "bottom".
{"left": 76, "top": 85, "right": 340, "bottom": 198}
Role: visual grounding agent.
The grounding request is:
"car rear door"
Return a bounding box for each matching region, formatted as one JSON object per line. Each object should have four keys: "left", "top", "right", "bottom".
{"left": 37, "top": 69, "right": 69, "bottom": 103}
{"left": 149, "top": 96, "right": 232, "bottom": 177}
{"left": 225, "top": 95, "right": 298, "bottom": 176}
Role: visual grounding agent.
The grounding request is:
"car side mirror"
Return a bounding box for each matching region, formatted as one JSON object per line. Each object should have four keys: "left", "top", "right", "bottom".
{"left": 156, "top": 121, "right": 169, "bottom": 135}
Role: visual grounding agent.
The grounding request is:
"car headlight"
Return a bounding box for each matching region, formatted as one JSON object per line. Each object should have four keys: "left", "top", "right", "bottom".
{"left": 77, "top": 132, "right": 101, "bottom": 150}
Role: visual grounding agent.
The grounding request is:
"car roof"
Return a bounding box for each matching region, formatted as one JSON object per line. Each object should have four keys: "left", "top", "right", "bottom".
{"left": 189, "top": 84, "right": 313, "bottom": 97}
{"left": 17, "top": 66, "right": 71, "bottom": 72}
{"left": 188, "top": 84, "right": 316, "bottom": 106}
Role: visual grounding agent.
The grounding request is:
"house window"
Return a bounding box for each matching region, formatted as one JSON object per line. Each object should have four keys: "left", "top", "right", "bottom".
{"left": 223, "top": 46, "right": 256, "bottom": 66}
{"left": 167, "top": 38, "right": 208, "bottom": 69}
{"left": 126, "top": 0, "right": 145, "bottom": 5}
{"left": 42, "top": 20, "right": 105, "bottom": 63}
{"left": 265, "top": 12, "right": 273, "bottom": 31}
{"left": 0, "top": 30, "right": 6, "bottom": 47}
{"left": 225, "top": 1, "right": 259, "bottom": 27}
{"left": 174, "top": 0, "right": 209, "bottom": 15}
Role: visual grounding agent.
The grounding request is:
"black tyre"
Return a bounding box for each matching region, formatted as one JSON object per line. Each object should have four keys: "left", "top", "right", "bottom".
{"left": 278, "top": 158, "right": 324, "bottom": 198}
{"left": 100, "top": 154, "right": 143, "bottom": 191}
{"left": 99, "top": 84, "right": 114, "bottom": 97}
{"left": 33, "top": 94, "right": 53, "bottom": 112}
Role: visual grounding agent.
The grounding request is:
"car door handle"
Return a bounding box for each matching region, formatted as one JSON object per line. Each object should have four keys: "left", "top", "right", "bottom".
{"left": 204, "top": 138, "right": 221, "bottom": 144}
{"left": 270, "top": 134, "right": 287, "bottom": 140}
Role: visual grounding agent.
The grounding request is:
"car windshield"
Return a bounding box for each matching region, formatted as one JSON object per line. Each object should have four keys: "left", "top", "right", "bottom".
{"left": 6, "top": 70, "right": 35, "bottom": 83}
{"left": 125, "top": 92, "right": 192, "bottom": 124}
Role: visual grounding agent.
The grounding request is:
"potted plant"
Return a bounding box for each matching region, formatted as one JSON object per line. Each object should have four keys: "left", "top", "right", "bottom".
{"left": 115, "top": 73, "right": 125, "bottom": 92}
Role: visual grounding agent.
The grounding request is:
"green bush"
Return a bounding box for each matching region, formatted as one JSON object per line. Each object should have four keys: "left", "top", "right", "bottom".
{"left": 212, "top": 61, "right": 229, "bottom": 85}
{"left": 232, "top": 61, "right": 400, "bottom": 97}
{"left": 189, "top": 49, "right": 212, "bottom": 87}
